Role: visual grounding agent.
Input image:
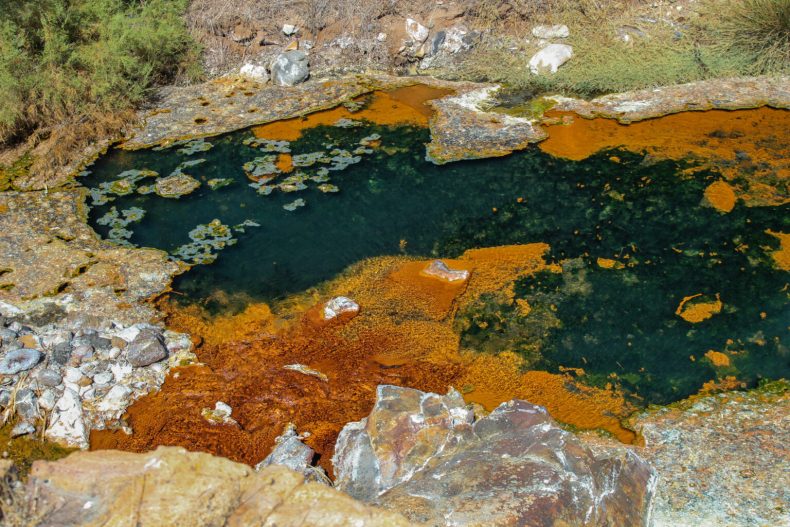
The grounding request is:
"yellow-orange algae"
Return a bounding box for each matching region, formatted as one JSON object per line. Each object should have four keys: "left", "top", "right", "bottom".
{"left": 91, "top": 244, "right": 637, "bottom": 472}
{"left": 596, "top": 257, "right": 625, "bottom": 270}
{"left": 458, "top": 352, "right": 635, "bottom": 443}
{"left": 539, "top": 107, "right": 790, "bottom": 207}
{"left": 704, "top": 350, "right": 731, "bottom": 367}
{"left": 765, "top": 230, "right": 790, "bottom": 271}
{"left": 252, "top": 85, "right": 453, "bottom": 141}
{"left": 699, "top": 375, "right": 746, "bottom": 394}
{"left": 675, "top": 293, "right": 723, "bottom": 323}
{"left": 276, "top": 153, "right": 294, "bottom": 174}
{"left": 703, "top": 180, "right": 737, "bottom": 213}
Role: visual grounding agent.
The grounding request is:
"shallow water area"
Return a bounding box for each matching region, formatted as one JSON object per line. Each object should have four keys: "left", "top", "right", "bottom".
{"left": 82, "top": 95, "right": 788, "bottom": 466}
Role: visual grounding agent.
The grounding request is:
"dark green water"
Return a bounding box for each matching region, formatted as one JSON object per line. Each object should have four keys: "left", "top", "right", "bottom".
{"left": 80, "top": 117, "right": 789, "bottom": 405}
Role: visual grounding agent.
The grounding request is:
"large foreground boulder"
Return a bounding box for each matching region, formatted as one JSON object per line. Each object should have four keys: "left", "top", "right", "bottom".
{"left": 634, "top": 380, "right": 790, "bottom": 527}
{"left": 7, "top": 446, "right": 412, "bottom": 526}
{"left": 333, "top": 385, "right": 656, "bottom": 526}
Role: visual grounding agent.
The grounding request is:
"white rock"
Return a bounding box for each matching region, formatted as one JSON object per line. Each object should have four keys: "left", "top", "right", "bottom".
{"left": 11, "top": 421, "right": 35, "bottom": 438}
{"left": 376, "top": 32, "right": 387, "bottom": 42}
{"left": 323, "top": 296, "right": 360, "bottom": 320}
{"left": 0, "top": 301, "right": 23, "bottom": 316}
{"left": 46, "top": 388, "right": 88, "bottom": 449}
{"left": 97, "top": 385, "right": 132, "bottom": 412}
{"left": 164, "top": 331, "right": 193, "bottom": 354}
{"left": 63, "top": 366, "right": 83, "bottom": 384}
{"left": 39, "top": 389, "right": 58, "bottom": 411}
{"left": 115, "top": 324, "right": 145, "bottom": 344}
{"left": 93, "top": 371, "right": 114, "bottom": 385}
{"left": 443, "top": 26, "right": 471, "bottom": 53}
{"left": 239, "top": 63, "right": 269, "bottom": 82}
{"left": 532, "top": 24, "right": 570, "bottom": 39}
{"left": 333, "top": 35, "right": 354, "bottom": 49}
{"left": 215, "top": 401, "right": 232, "bottom": 417}
{"left": 110, "top": 363, "right": 133, "bottom": 382}
{"left": 406, "top": 18, "right": 429, "bottom": 43}
{"left": 529, "top": 43, "right": 573, "bottom": 74}
{"left": 282, "top": 24, "right": 298, "bottom": 36}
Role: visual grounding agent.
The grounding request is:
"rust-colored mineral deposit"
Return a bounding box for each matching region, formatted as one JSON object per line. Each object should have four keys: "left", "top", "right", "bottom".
{"left": 92, "top": 245, "right": 637, "bottom": 470}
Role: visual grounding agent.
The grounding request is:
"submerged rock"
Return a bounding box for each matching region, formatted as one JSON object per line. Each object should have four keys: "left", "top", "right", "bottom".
{"left": 333, "top": 385, "right": 656, "bottom": 526}
{"left": 322, "top": 296, "right": 360, "bottom": 321}
{"left": 283, "top": 363, "right": 328, "bottom": 382}
{"left": 256, "top": 423, "right": 331, "bottom": 485}
{"left": 202, "top": 401, "right": 237, "bottom": 426}
{"left": 421, "top": 259, "right": 469, "bottom": 283}
{"left": 271, "top": 50, "right": 310, "bottom": 87}
{"left": 529, "top": 43, "right": 573, "bottom": 74}
{"left": 154, "top": 173, "right": 201, "bottom": 198}
{"left": 13, "top": 446, "right": 411, "bottom": 526}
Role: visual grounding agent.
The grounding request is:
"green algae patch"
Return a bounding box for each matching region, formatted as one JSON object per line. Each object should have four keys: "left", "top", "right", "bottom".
{"left": 0, "top": 423, "right": 74, "bottom": 479}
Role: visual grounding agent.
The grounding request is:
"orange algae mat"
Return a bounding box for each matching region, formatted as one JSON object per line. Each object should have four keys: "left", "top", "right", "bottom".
{"left": 539, "top": 107, "right": 790, "bottom": 208}
{"left": 251, "top": 84, "right": 453, "bottom": 142}
{"left": 91, "top": 245, "right": 635, "bottom": 472}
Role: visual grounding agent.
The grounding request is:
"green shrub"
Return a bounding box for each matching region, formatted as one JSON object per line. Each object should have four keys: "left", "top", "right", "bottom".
{"left": 0, "top": 0, "right": 200, "bottom": 145}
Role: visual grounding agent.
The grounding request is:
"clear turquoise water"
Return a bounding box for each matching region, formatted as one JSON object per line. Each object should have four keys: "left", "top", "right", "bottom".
{"left": 80, "top": 117, "right": 789, "bottom": 405}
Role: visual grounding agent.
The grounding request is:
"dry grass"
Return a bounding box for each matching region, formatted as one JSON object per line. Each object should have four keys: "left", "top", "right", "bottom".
{"left": 458, "top": 0, "right": 788, "bottom": 96}
{"left": 703, "top": 0, "right": 790, "bottom": 74}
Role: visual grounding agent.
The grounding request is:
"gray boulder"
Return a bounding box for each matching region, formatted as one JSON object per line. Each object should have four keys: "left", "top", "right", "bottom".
{"left": 51, "top": 340, "right": 72, "bottom": 365}
{"left": 255, "top": 423, "right": 331, "bottom": 485}
{"left": 14, "top": 388, "right": 39, "bottom": 420}
{"left": 125, "top": 329, "right": 168, "bottom": 367}
{"left": 333, "top": 385, "right": 656, "bottom": 526}
{"left": 0, "top": 348, "right": 42, "bottom": 374}
{"left": 270, "top": 51, "right": 309, "bottom": 87}
{"left": 37, "top": 368, "right": 63, "bottom": 387}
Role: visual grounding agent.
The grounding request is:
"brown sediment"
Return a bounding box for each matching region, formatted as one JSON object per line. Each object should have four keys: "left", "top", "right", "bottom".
{"left": 675, "top": 293, "right": 723, "bottom": 323}
{"left": 765, "top": 230, "right": 790, "bottom": 271}
{"left": 91, "top": 244, "right": 636, "bottom": 470}
{"left": 251, "top": 85, "right": 453, "bottom": 141}
{"left": 539, "top": 107, "right": 790, "bottom": 207}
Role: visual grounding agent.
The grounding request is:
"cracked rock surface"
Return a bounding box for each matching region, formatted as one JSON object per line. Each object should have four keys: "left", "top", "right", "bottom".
{"left": 0, "top": 189, "right": 184, "bottom": 326}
